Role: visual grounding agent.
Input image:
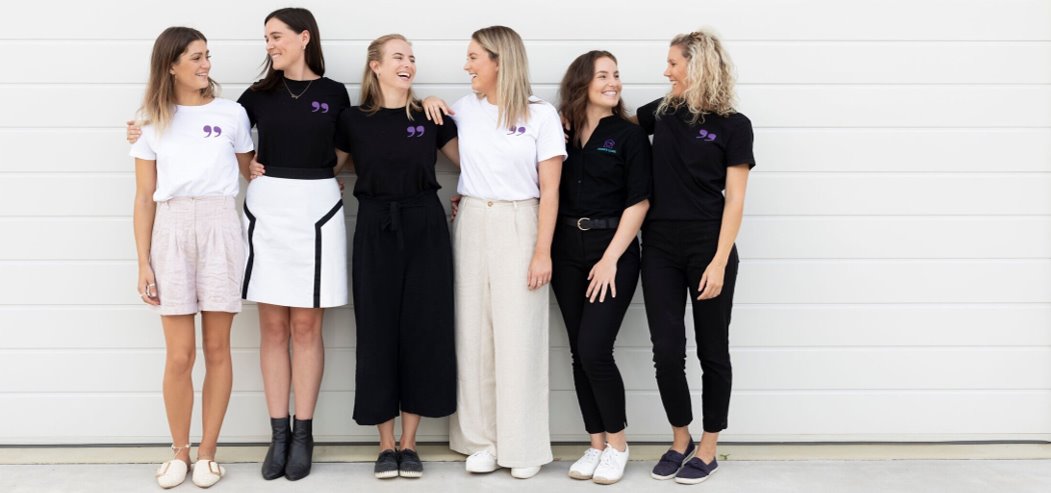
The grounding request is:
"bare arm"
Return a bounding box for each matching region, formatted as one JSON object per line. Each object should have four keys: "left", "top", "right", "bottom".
{"left": 133, "top": 158, "right": 160, "bottom": 305}
{"left": 235, "top": 151, "right": 255, "bottom": 181}
{"left": 698, "top": 164, "right": 750, "bottom": 300}
{"left": 528, "top": 156, "right": 562, "bottom": 290}
{"left": 586, "top": 199, "right": 649, "bottom": 302}
{"left": 439, "top": 137, "right": 460, "bottom": 168}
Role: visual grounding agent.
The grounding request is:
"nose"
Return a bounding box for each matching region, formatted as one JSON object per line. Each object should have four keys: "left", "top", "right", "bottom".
{"left": 201, "top": 57, "right": 212, "bottom": 70}
{"left": 663, "top": 66, "right": 671, "bottom": 78}
{"left": 463, "top": 61, "right": 470, "bottom": 71}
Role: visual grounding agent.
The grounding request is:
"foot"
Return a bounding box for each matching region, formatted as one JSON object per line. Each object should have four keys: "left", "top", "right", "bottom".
{"left": 398, "top": 449, "right": 423, "bottom": 479}
{"left": 674, "top": 457, "right": 719, "bottom": 484}
{"left": 261, "top": 416, "right": 291, "bottom": 480}
{"left": 510, "top": 465, "right": 542, "bottom": 479}
{"left": 373, "top": 449, "right": 399, "bottom": 479}
{"left": 191, "top": 459, "right": 226, "bottom": 488}
{"left": 592, "top": 445, "right": 629, "bottom": 485}
{"left": 465, "top": 450, "right": 498, "bottom": 473}
{"left": 155, "top": 459, "right": 189, "bottom": 489}
{"left": 285, "top": 416, "right": 314, "bottom": 481}
{"left": 567, "top": 447, "right": 604, "bottom": 480}
{"left": 651, "top": 440, "right": 695, "bottom": 480}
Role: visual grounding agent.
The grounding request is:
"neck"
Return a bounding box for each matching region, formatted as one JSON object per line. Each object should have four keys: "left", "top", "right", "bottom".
{"left": 283, "top": 61, "right": 318, "bottom": 81}
{"left": 585, "top": 104, "right": 614, "bottom": 129}
{"left": 379, "top": 84, "right": 410, "bottom": 108}
{"left": 174, "top": 86, "right": 208, "bottom": 106}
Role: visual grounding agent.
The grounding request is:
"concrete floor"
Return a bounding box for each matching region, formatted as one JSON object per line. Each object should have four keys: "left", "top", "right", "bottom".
{"left": 2, "top": 459, "right": 1051, "bottom": 493}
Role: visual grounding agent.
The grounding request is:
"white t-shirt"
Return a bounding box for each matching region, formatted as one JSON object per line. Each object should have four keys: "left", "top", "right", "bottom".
{"left": 130, "top": 98, "right": 254, "bottom": 202}
{"left": 451, "top": 94, "right": 567, "bottom": 201}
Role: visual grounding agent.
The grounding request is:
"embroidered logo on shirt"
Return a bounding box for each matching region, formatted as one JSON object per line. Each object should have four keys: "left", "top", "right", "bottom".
{"left": 597, "top": 138, "right": 617, "bottom": 154}
{"left": 506, "top": 126, "right": 526, "bottom": 136}
{"left": 311, "top": 101, "right": 330, "bottom": 113}
{"left": 406, "top": 125, "right": 426, "bottom": 138}
{"left": 202, "top": 125, "right": 222, "bottom": 138}
{"left": 696, "top": 129, "right": 717, "bottom": 142}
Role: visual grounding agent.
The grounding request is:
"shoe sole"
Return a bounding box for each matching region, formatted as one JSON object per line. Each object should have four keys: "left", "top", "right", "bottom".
{"left": 374, "top": 470, "right": 399, "bottom": 479}
{"left": 593, "top": 475, "right": 622, "bottom": 485}
{"left": 651, "top": 447, "right": 697, "bottom": 480}
{"left": 399, "top": 470, "right": 423, "bottom": 479}
{"left": 568, "top": 470, "right": 593, "bottom": 480}
{"left": 674, "top": 466, "right": 719, "bottom": 485}
{"left": 465, "top": 465, "right": 499, "bottom": 473}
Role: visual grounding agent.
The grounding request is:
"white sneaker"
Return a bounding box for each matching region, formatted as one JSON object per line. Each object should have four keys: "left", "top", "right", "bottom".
{"left": 465, "top": 450, "right": 499, "bottom": 473}
{"left": 592, "top": 445, "right": 629, "bottom": 485}
{"left": 155, "top": 459, "right": 189, "bottom": 489}
{"left": 510, "top": 465, "right": 542, "bottom": 479}
{"left": 568, "top": 447, "right": 604, "bottom": 479}
{"left": 191, "top": 459, "right": 225, "bottom": 488}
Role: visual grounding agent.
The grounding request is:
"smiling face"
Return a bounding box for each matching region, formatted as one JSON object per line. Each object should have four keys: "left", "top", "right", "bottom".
{"left": 371, "top": 38, "right": 416, "bottom": 92}
{"left": 264, "top": 17, "right": 308, "bottom": 72}
{"left": 464, "top": 39, "right": 498, "bottom": 97}
{"left": 170, "top": 40, "right": 211, "bottom": 93}
{"left": 664, "top": 45, "right": 689, "bottom": 97}
{"left": 587, "top": 56, "right": 621, "bottom": 112}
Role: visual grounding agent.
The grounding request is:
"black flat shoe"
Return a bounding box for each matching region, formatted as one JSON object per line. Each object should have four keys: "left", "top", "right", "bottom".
{"left": 261, "top": 416, "right": 291, "bottom": 480}
{"left": 399, "top": 449, "right": 423, "bottom": 479}
{"left": 374, "top": 449, "right": 399, "bottom": 479}
{"left": 285, "top": 416, "right": 314, "bottom": 481}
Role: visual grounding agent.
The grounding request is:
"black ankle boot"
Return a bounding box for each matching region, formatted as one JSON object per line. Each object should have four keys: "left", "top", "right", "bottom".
{"left": 285, "top": 416, "right": 314, "bottom": 481}
{"left": 261, "top": 416, "right": 291, "bottom": 480}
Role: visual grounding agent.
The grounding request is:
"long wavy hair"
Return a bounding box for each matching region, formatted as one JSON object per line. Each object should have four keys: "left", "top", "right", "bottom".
{"left": 471, "top": 26, "right": 534, "bottom": 130}
{"left": 657, "top": 29, "right": 737, "bottom": 123}
{"left": 250, "top": 8, "right": 325, "bottom": 93}
{"left": 558, "top": 50, "right": 627, "bottom": 147}
{"left": 138, "top": 27, "right": 218, "bottom": 134}
{"left": 359, "top": 34, "right": 422, "bottom": 120}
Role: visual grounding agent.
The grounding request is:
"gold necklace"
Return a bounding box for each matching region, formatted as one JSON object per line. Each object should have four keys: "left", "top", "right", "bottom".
{"left": 283, "top": 78, "right": 314, "bottom": 100}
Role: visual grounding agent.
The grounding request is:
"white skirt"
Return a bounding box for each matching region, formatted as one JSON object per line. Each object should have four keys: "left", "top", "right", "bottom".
{"left": 242, "top": 175, "right": 348, "bottom": 308}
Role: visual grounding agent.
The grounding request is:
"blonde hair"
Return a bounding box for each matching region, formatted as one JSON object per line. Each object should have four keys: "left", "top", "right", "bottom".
{"left": 359, "top": 34, "right": 421, "bottom": 120}
{"left": 138, "top": 27, "right": 218, "bottom": 134}
{"left": 471, "top": 26, "right": 533, "bottom": 129}
{"left": 657, "top": 29, "right": 736, "bottom": 123}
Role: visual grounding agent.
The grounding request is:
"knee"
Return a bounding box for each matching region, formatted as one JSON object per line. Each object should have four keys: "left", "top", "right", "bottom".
{"left": 166, "top": 348, "right": 196, "bottom": 375}
{"left": 260, "top": 321, "right": 290, "bottom": 346}
{"left": 290, "top": 316, "right": 321, "bottom": 344}
{"left": 202, "top": 339, "right": 231, "bottom": 367}
{"left": 651, "top": 343, "right": 686, "bottom": 371}
{"left": 578, "top": 345, "right": 614, "bottom": 375}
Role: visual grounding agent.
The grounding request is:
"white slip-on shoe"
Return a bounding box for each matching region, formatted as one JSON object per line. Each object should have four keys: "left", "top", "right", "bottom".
{"left": 592, "top": 445, "right": 629, "bottom": 485}
{"left": 465, "top": 450, "right": 499, "bottom": 473}
{"left": 568, "top": 447, "right": 605, "bottom": 479}
{"left": 510, "top": 465, "right": 542, "bottom": 479}
{"left": 191, "top": 459, "right": 226, "bottom": 488}
{"left": 155, "top": 459, "right": 189, "bottom": 489}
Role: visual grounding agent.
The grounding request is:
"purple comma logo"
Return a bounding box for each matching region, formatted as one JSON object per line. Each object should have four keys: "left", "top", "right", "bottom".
{"left": 603, "top": 138, "right": 616, "bottom": 148}
{"left": 407, "top": 125, "right": 426, "bottom": 138}
{"left": 311, "top": 101, "right": 330, "bottom": 113}
{"left": 202, "top": 125, "right": 222, "bottom": 138}
{"left": 506, "top": 126, "right": 526, "bottom": 136}
{"left": 696, "top": 129, "right": 717, "bottom": 142}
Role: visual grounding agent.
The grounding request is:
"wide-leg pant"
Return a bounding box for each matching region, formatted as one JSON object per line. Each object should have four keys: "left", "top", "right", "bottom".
{"left": 448, "top": 196, "right": 553, "bottom": 468}
{"left": 351, "top": 192, "right": 456, "bottom": 426}
{"left": 551, "top": 222, "right": 639, "bottom": 435}
{"left": 641, "top": 220, "right": 739, "bottom": 433}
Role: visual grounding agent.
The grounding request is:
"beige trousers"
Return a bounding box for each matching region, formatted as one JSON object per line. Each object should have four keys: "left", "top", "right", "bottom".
{"left": 448, "top": 196, "right": 552, "bottom": 467}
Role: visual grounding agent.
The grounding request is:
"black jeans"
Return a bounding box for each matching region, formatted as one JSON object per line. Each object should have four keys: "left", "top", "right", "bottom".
{"left": 641, "top": 220, "right": 738, "bottom": 433}
{"left": 551, "top": 222, "right": 640, "bottom": 434}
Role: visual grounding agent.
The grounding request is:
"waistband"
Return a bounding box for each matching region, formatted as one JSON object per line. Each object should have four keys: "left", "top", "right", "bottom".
{"left": 461, "top": 195, "right": 539, "bottom": 209}
{"left": 357, "top": 191, "right": 441, "bottom": 250}
{"left": 264, "top": 166, "right": 335, "bottom": 180}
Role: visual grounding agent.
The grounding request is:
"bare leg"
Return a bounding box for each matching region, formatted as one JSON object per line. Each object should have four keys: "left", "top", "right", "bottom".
{"left": 399, "top": 413, "right": 421, "bottom": 451}
{"left": 606, "top": 430, "right": 627, "bottom": 452}
{"left": 377, "top": 419, "right": 397, "bottom": 452}
{"left": 197, "top": 311, "right": 234, "bottom": 461}
{"left": 588, "top": 432, "right": 606, "bottom": 450}
{"left": 289, "top": 307, "right": 325, "bottom": 419}
{"left": 161, "top": 315, "right": 197, "bottom": 465}
{"left": 259, "top": 303, "right": 292, "bottom": 419}
{"left": 671, "top": 425, "right": 693, "bottom": 454}
{"left": 697, "top": 431, "right": 719, "bottom": 463}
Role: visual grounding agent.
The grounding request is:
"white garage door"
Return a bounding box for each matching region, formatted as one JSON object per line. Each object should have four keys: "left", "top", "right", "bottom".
{"left": 1, "top": 0, "right": 1049, "bottom": 444}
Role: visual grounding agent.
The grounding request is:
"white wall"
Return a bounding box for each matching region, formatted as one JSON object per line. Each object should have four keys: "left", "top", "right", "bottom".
{"left": 1, "top": 0, "right": 1049, "bottom": 444}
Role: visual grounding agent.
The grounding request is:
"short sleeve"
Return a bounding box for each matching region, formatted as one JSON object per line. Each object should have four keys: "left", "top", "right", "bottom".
{"left": 436, "top": 114, "right": 458, "bottom": 149}
{"left": 334, "top": 110, "right": 352, "bottom": 153}
{"left": 724, "top": 114, "right": 756, "bottom": 169}
{"left": 636, "top": 99, "right": 660, "bottom": 136}
{"left": 535, "top": 105, "right": 568, "bottom": 163}
{"left": 129, "top": 126, "right": 156, "bottom": 160}
{"left": 622, "top": 125, "right": 652, "bottom": 207}
{"left": 232, "top": 105, "right": 255, "bottom": 153}
{"left": 336, "top": 83, "right": 351, "bottom": 110}
{"left": 236, "top": 88, "right": 257, "bottom": 127}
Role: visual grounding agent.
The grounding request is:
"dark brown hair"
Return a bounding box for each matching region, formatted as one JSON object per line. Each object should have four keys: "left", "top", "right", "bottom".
{"left": 138, "top": 27, "right": 218, "bottom": 134}
{"left": 558, "top": 51, "right": 626, "bottom": 147}
{"left": 250, "top": 7, "right": 326, "bottom": 92}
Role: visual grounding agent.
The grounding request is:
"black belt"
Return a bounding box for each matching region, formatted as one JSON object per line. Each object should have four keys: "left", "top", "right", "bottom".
{"left": 263, "top": 166, "right": 334, "bottom": 180}
{"left": 560, "top": 216, "right": 620, "bottom": 231}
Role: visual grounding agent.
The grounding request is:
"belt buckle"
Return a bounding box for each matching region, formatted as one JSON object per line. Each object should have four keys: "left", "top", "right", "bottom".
{"left": 577, "top": 217, "right": 592, "bottom": 231}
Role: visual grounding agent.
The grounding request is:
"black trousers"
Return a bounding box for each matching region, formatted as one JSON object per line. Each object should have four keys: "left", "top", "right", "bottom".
{"left": 551, "top": 222, "right": 640, "bottom": 434}
{"left": 641, "top": 220, "right": 738, "bottom": 433}
{"left": 351, "top": 192, "right": 456, "bottom": 426}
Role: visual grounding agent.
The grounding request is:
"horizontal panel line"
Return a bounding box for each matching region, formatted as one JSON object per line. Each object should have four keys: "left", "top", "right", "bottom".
{"left": 2, "top": 389, "right": 1049, "bottom": 397}
{"left": 7, "top": 171, "right": 1051, "bottom": 177}
{"left": 5, "top": 39, "right": 1051, "bottom": 45}
{"left": 7, "top": 345, "right": 1048, "bottom": 353}
{"left": 3, "top": 82, "right": 1051, "bottom": 88}
{"left": 3, "top": 259, "right": 1051, "bottom": 266}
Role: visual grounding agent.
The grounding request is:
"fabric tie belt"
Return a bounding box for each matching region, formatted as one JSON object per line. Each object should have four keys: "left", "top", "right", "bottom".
{"left": 359, "top": 192, "right": 439, "bottom": 250}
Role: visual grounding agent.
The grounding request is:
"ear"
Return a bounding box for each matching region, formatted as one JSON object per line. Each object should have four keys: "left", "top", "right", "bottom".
{"left": 369, "top": 59, "right": 381, "bottom": 75}
{"left": 300, "top": 30, "right": 310, "bottom": 48}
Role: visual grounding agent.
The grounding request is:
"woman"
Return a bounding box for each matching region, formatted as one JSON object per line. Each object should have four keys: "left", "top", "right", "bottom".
{"left": 253, "top": 33, "right": 460, "bottom": 481}
{"left": 130, "top": 26, "right": 254, "bottom": 489}
{"left": 423, "top": 26, "right": 565, "bottom": 479}
{"left": 128, "top": 7, "right": 349, "bottom": 481}
{"left": 637, "top": 30, "right": 755, "bottom": 485}
{"left": 553, "top": 51, "right": 651, "bottom": 485}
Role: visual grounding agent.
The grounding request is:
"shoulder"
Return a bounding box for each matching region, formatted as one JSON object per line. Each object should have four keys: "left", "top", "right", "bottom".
{"left": 526, "top": 97, "right": 559, "bottom": 121}
{"left": 320, "top": 77, "right": 348, "bottom": 91}
{"left": 637, "top": 98, "right": 662, "bottom": 116}
{"left": 718, "top": 112, "right": 753, "bottom": 131}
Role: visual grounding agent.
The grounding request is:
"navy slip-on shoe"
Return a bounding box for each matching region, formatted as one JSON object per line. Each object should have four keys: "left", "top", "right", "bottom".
{"left": 650, "top": 441, "right": 696, "bottom": 480}
{"left": 674, "top": 456, "right": 719, "bottom": 484}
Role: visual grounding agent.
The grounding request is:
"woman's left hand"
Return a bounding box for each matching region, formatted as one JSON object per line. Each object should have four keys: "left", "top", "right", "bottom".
{"left": 697, "top": 260, "right": 727, "bottom": 300}
{"left": 249, "top": 159, "right": 266, "bottom": 180}
{"left": 527, "top": 253, "right": 552, "bottom": 290}
{"left": 586, "top": 257, "right": 618, "bottom": 303}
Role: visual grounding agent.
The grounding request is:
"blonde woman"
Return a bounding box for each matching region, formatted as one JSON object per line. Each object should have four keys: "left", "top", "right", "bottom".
{"left": 423, "top": 26, "right": 565, "bottom": 479}
{"left": 131, "top": 26, "right": 254, "bottom": 488}
{"left": 636, "top": 30, "right": 755, "bottom": 485}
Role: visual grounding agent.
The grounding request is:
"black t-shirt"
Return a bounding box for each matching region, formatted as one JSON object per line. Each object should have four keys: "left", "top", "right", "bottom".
{"left": 560, "top": 115, "right": 651, "bottom": 219}
{"left": 335, "top": 106, "right": 458, "bottom": 200}
{"left": 237, "top": 77, "right": 350, "bottom": 169}
{"left": 636, "top": 98, "right": 755, "bottom": 222}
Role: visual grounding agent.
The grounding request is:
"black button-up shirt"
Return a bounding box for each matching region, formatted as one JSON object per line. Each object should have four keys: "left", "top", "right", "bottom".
{"left": 559, "top": 115, "right": 652, "bottom": 219}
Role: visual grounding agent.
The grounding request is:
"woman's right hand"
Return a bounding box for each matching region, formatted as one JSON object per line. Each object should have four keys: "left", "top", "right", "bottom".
{"left": 422, "top": 97, "right": 454, "bottom": 125}
{"left": 449, "top": 194, "right": 461, "bottom": 221}
{"left": 249, "top": 158, "right": 266, "bottom": 180}
{"left": 126, "top": 120, "right": 142, "bottom": 144}
{"left": 138, "top": 266, "right": 160, "bottom": 305}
